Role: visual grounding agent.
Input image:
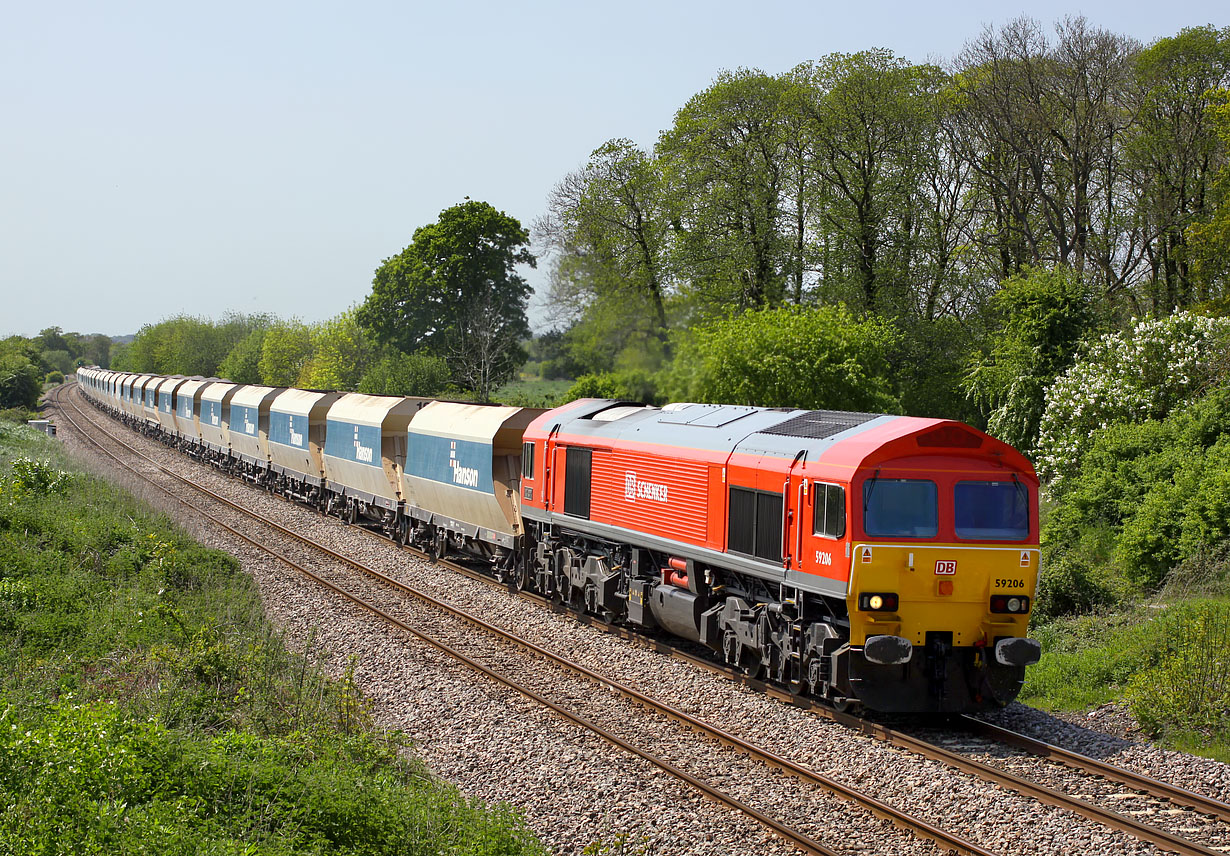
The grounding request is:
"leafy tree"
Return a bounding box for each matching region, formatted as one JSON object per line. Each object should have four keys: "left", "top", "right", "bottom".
{"left": 1128, "top": 26, "right": 1230, "bottom": 310}
{"left": 892, "top": 316, "right": 981, "bottom": 422}
{"left": 789, "top": 50, "right": 945, "bottom": 315}
{"left": 524, "top": 329, "right": 583, "bottom": 381}
{"left": 35, "top": 327, "right": 69, "bottom": 354}
{"left": 217, "top": 328, "right": 268, "bottom": 384}
{"left": 258, "top": 321, "right": 313, "bottom": 387}
{"left": 951, "top": 17, "right": 1141, "bottom": 293}
{"left": 357, "top": 200, "right": 535, "bottom": 401}
{"left": 540, "top": 140, "right": 673, "bottom": 349}
{"left": 108, "top": 341, "right": 131, "bottom": 371}
{"left": 666, "top": 304, "right": 900, "bottom": 411}
{"left": 658, "top": 69, "right": 792, "bottom": 311}
{"left": 299, "top": 310, "right": 380, "bottom": 391}
{"left": 963, "top": 266, "right": 1096, "bottom": 452}
{"left": 0, "top": 356, "right": 41, "bottom": 410}
{"left": 565, "top": 370, "right": 661, "bottom": 405}
{"left": 1190, "top": 89, "right": 1230, "bottom": 299}
{"left": 357, "top": 350, "right": 451, "bottom": 397}
{"left": 114, "top": 314, "right": 272, "bottom": 377}
{"left": 39, "top": 349, "right": 75, "bottom": 376}
{"left": 81, "top": 334, "right": 112, "bottom": 368}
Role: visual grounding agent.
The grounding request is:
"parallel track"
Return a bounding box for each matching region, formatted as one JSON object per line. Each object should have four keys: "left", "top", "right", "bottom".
{"left": 54, "top": 382, "right": 1001, "bottom": 856}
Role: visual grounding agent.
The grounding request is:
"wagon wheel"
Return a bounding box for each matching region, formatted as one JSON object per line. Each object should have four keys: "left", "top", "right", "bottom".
{"left": 512, "top": 561, "right": 531, "bottom": 593}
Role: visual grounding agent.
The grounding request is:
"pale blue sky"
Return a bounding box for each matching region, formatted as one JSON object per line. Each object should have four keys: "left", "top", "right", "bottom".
{"left": 1, "top": 1, "right": 1223, "bottom": 338}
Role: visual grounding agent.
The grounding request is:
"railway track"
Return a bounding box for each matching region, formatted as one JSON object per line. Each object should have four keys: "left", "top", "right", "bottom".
{"left": 50, "top": 382, "right": 1230, "bottom": 856}
{"left": 52, "top": 383, "right": 998, "bottom": 856}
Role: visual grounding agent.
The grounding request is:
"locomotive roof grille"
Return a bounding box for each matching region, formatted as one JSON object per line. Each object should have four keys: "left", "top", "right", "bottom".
{"left": 760, "top": 410, "right": 881, "bottom": 439}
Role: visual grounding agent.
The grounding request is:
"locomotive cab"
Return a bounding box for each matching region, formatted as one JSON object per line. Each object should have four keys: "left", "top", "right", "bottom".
{"left": 832, "top": 422, "right": 1041, "bottom": 712}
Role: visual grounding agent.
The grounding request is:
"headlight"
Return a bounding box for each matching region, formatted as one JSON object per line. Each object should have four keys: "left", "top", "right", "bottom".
{"left": 990, "top": 595, "right": 1031, "bottom": 614}
{"left": 858, "top": 592, "right": 898, "bottom": 611}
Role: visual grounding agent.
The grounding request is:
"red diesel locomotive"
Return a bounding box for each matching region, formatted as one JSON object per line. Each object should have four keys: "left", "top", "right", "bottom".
{"left": 518, "top": 400, "right": 1041, "bottom": 713}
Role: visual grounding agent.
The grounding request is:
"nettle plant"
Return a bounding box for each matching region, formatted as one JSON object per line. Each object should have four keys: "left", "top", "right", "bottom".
{"left": 1036, "top": 312, "right": 1230, "bottom": 486}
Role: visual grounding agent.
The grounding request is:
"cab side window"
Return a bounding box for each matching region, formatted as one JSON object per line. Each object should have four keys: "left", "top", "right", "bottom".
{"left": 813, "top": 483, "right": 846, "bottom": 539}
{"left": 521, "top": 441, "right": 535, "bottom": 479}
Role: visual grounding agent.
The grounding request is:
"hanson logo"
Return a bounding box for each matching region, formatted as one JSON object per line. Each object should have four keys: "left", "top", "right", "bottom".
{"left": 624, "top": 471, "right": 669, "bottom": 504}
{"left": 449, "top": 440, "right": 480, "bottom": 487}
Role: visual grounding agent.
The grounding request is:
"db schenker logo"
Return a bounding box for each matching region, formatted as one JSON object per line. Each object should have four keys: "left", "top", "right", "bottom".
{"left": 624, "top": 471, "right": 669, "bottom": 503}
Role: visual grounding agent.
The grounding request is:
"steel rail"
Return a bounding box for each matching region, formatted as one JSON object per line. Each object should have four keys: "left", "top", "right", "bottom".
{"left": 959, "top": 715, "right": 1230, "bottom": 824}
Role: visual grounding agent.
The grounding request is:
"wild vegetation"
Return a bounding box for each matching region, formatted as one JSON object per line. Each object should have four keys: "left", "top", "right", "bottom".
{"left": 0, "top": 422, "right": 544, "bottom": 854}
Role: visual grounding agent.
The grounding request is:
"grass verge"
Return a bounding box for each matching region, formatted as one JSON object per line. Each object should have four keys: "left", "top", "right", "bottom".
{"left": 1022, "top": 597, "right": 1230, "bottom": 762}
{"left": 0, "top": 420, "right": 545, "bottom": 854}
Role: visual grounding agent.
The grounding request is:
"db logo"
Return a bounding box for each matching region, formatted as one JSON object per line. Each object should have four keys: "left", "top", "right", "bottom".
{"left": 934, "top": 560, "right": 957, "bottom": 575}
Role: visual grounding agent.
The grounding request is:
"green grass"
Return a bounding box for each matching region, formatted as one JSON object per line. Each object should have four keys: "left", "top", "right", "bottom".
{"left": 1022, "top": 597, "right": 1230, "bottom": 760}
{"left": 0, "top": 421, "right": 545, "bottom": 855}
{"left": 1020, "top": 607, "right": 1165, "bottom": 711}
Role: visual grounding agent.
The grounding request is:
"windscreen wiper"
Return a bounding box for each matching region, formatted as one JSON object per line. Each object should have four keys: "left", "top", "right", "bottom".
{"left": 863, "top": 468, "right": 881, "bottom": 515}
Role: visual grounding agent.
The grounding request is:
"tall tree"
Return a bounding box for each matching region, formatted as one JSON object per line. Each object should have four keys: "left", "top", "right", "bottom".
{"left": 790, "top": 50, "right": 946, "bottom": 316}
{"left": 1127, "top": 26, "right": 1230, "bottom": 309}
{"left": 951, "top": 17, "right": 1141, "bottom": 294}
{"left": 258, "top": 321, "right": 313, "bottom": 387}
{"left": 539, "top": 139, "right": 673, "bottom": 349}
{"left": 356, "top": 200, "right": 535, "bottom": 401}
{"left": 1190, "top": 89, "right": 1230, "bottom": 297}
{"left": 657, "top": 69, "right": 791, "bottom": 310}
{"left": 82, "top": 334, "right": 112, "bottom": 369}
{"left": 299, "top": 310, "right": 380, "bottom": 392}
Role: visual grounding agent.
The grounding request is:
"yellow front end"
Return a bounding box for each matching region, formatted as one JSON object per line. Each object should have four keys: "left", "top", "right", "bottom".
{"left": 847, "top": 543, "right": 1037, "bottom": 648}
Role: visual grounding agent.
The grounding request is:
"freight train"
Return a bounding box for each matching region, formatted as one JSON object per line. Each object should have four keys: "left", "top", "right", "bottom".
{"left": 74, "top": 367, "right": 1042, "bottom": 714}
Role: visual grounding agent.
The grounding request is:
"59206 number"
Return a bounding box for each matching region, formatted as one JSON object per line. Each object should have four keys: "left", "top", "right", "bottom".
{"left": 994, "top": 579, "right": 1025, "bottom": 589}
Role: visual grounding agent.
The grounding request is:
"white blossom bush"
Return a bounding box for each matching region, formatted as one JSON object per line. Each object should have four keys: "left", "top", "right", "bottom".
{"left": 1035, "top": 312, "right": 1230, "bottom": 486}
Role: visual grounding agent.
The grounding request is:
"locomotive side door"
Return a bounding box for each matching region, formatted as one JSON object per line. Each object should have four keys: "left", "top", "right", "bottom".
{"left": 783, "top": 450, "right": 807, "bottom": 570}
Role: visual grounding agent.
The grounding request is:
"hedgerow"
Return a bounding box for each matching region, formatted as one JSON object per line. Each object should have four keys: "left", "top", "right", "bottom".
{"left": 1125, "top": 600, "right": 1230, "bottom": 740}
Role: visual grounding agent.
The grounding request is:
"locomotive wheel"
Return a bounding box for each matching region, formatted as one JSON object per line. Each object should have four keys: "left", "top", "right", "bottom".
{"left": 582, "top": 582, "right": 613, "bottom": 623}
{"left": 723, "top": 630, "right": 764, "bottom": 679}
